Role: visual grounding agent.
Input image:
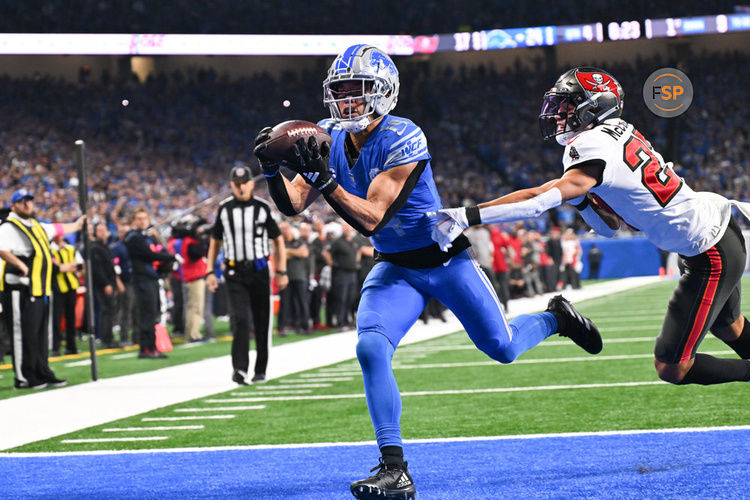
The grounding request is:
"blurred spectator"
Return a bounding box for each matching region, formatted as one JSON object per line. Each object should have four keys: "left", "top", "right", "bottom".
{"left": 561, "top": 228, "right": 583, "bottom": 289}
{"left": 354, "top": 233, "right": 375, "bottom": 315}
{"left": 178, "top": 216, "right": 209, "bottom": 342}
{"left": 324, "top": 223, "right": 358, "bottom": 328}
{"left": 508, "top": 261, "right": 527, "bottom": 299}
{"left": 0, "top": 0, "right": 736, "bottom": 38}
{"left": 521, "top": 230, "right": 544, "bottom": 296}
{"left": 91, "top": 222, "right": 121, "bottom": 348}
{"left": 465, "top": 225, "right": 499, "bottom": 296}
{"left": 166, "top": 232, "right": 186, "bottom": 338}
{"left": 309, "top": 219, "right": 331, "bottom": 330}
{"left": 588, "top": 243, "right": 603, "bottom": 280}
{"left": 546, "top": 227, "right": 563, "bottom": 291}
{"left": 0, "top": 188, "right": 83, "bottom": 389}
{"left": 49, "top": 234, "right": 82, "bottom": 356}
{"left": 124, "top": 208, "right": 174, "bottom": 358}
{"left": 111, "top": 222, "right": 135, "bottom": 345}
{"left": 420, "top": 298, "right": 447, "bottom": 323}
{"left": 279, "top": 221, "right": 312, "bottom": 335}
{"left": 489, "top": 225, "right": 510, "bottom": 310}
{"left": 1, "top": 51, "right": 748, "bottom": 237}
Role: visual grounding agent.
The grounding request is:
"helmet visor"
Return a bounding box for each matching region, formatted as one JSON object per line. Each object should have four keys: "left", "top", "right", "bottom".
{"left": 539, "top": 92, "right": 575, "bottom": 141}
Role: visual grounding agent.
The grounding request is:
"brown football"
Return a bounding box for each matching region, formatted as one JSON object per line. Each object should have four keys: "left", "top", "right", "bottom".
{"left": 260, "top": 120, "right": 332, "bottom": 165}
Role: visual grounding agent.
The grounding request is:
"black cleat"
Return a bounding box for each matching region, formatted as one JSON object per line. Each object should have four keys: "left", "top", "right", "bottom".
{"left": 547, "top": 295, "right": 602, "bottom": 354}
{"left": 232, "top": 370, "right": 249, "bottom": 385}
{"left": 45, "top": 377, "right": 68, "bottom": 388}
{"left": 251, "top": 373, "right": 267, "bottom": 383}
{"left": 351, "top": 458, "right": 416, "bottom": 500}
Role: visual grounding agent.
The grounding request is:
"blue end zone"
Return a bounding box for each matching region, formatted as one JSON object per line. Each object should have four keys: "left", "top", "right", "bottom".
{"left": 2, "top": 429, "right": 748, "bottom": 499}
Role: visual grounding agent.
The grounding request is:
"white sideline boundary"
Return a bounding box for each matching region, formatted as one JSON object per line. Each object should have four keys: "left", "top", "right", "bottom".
{"left": 0, "top": 276, "right": 660, "bottom": 451}
{"left": 5, "top": 424, "right": 750, "bottom": 457}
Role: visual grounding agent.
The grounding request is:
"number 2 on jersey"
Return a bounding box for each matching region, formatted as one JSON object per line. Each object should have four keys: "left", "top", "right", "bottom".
{"left": 623, "top": 130, "right": 682, "bottom": 207}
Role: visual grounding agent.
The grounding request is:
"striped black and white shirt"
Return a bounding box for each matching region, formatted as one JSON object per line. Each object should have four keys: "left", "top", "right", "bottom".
{"left": 212, "top": 196, "right": 280, "bottom": 263}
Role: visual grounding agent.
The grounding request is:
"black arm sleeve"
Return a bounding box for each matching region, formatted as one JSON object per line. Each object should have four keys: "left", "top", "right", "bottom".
{"left": 211, "top": 206, "right": 224, "bottom": 240}
{"left": 323, "top": 160, "right": 427, "bottom": 237}
{"left": 266, "top": 171, "right": 298, "bottom": 216}
{"left": 266, "top": 210, "right": 281, "bottom": 239}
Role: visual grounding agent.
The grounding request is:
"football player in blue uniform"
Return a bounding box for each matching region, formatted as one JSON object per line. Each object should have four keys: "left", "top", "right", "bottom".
{"left": 254, "top": 44, "right": 602, "bottom": 500}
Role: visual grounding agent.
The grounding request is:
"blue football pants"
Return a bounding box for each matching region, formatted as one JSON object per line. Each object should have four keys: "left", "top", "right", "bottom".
{"left": 355, "top": 250, "right": 558, "bottom": 449}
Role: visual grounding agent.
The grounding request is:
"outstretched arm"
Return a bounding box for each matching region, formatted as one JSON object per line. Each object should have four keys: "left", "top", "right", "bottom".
{"left": 430, "top": 164, "right": 602, "bottom": 250}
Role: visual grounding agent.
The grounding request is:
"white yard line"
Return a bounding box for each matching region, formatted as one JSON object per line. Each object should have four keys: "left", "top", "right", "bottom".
{"left": 112, "top": 353, "right": 138, "bottom": 360}
{"left": 396, "top": 337, "right": 661, "bottom": 352}
{"left": 174, "top": 406, "right": 266, "bottom": 412}
{"left": 0, "top": 276, "right": 660, "bottom": 450}
{"left": 231, "top": 390, "right": 313, "bottom": 395}
{"left": 391, "top": 350, "right": 735, "bottom": 369}
{"left": 64, "top": 360, "right": 92, "bottom": 368}
{"left": 284, "top": 377, "right": 354, "bottom": 383}
{"left": 61, "top": 437, "right": 168, "bottom": 444}
{"left": 102, "top": 425, "right": 204, "bottom": 432}
{"left": 142, "top": 416, "right": 235, "bottom": 421}
{"left": 203, "top": 380, "right": 665, "bottom": 403}
{"left": 253, "top": 383, "right": 333, "bottom": 389}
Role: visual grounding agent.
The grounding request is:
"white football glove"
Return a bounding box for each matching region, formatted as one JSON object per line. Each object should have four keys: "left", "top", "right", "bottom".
{"left": 427, "top": 207, "right": 469, "bottom": 252}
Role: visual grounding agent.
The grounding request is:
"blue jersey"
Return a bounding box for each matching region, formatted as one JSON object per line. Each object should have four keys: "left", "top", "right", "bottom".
{"left": 317, "top": 115, "right": 442, "bottom": 253}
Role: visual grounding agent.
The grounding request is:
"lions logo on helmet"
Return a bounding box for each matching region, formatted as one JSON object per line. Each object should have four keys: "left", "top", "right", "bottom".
{"left": 539, "top": 66, "right": 624, "bottom": 145}
{"left": 323, "top": 44, "right": 400, "bottom": 133}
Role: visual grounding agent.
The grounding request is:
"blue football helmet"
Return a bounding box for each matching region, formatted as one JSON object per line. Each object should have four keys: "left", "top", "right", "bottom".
{"left": 323, "top": 44, "right": 400, "bottom": 133}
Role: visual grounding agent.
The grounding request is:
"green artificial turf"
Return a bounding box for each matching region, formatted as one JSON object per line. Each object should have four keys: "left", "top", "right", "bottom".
{"left": 11, "top": 277, "right": 750, "bottom": 453}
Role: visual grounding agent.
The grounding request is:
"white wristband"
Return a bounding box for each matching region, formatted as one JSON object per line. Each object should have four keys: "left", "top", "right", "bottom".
{"left": 479, "top": 188, "right": 562, "bottom": 224}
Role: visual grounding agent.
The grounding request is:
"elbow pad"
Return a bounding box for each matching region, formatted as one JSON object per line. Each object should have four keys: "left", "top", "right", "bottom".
{"left": 579, "top": 205, "right": 618, "bottom": 237}
{"left": 479, "top": 188, "right": 562, "bottom": 224}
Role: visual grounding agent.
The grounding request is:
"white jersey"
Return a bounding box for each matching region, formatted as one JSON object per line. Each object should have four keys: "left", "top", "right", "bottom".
{"left": 563, "top": 118, "right": 732, "bottom": 257}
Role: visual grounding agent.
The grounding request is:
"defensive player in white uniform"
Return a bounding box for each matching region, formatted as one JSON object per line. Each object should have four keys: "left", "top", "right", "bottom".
{"left": 433, "top": 66, "right": 750, "bottom": 386}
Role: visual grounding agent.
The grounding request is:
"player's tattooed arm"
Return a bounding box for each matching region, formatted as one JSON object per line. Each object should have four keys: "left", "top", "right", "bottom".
{"left": 325, "top": 160, "right": 426, "bottom": 237}
{"left": 429, "top": 164, "right": 602, "bottom": 251}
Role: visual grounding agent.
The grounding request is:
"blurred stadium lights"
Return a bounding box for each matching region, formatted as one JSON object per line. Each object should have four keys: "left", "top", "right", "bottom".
{"left": 0, "top": 12, "right": 748, "bottom": 56}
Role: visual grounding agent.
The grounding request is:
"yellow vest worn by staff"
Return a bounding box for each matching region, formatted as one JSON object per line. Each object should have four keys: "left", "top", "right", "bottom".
{"left": 51, "top": 244, "right": 80, "bottom": 294}
{"left": 0, "top": 218, "right": 53, "bottom": 297}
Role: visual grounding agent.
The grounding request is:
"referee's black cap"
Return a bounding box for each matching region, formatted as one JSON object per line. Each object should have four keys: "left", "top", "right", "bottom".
{"left": 230, "top": 165, "right": 252, "bottom": 183}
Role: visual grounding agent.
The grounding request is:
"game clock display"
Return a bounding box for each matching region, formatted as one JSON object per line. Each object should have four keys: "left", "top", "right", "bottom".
{"left": 606, "top": 20, "right": 642, "bottom": 41}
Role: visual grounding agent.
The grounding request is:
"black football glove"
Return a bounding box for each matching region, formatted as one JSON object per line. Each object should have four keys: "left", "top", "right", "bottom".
{"left": 291, "top": 136, "right": 337, "bottom": 196}
{"left": 252, "top": 126, "right": 279, "bottom": 178}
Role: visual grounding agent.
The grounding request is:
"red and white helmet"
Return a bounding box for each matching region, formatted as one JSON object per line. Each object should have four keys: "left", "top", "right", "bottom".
{"left": 539, "top": 67, "right": 624, "bottom": 145}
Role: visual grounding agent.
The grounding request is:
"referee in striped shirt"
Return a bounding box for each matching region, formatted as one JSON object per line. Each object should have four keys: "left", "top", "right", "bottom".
{"left": 206, "top": 166, "right": 288, "bottom": 385}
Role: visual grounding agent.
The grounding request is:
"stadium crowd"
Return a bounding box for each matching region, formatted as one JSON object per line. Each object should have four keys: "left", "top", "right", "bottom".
{"left": 0, "top": 0, "right": 739, "bottom": 35}
{"left": 1, "top": 49, "right": 749, "bottom": 359}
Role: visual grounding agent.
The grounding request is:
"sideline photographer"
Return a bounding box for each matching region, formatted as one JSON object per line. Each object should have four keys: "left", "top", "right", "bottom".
{"left": 170, "top": 215, "right": 210, "bottom": 342}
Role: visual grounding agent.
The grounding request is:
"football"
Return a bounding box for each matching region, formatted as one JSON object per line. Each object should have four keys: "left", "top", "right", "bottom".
{"left": 260, "top": 120, "right": 332, "bottom": 165}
